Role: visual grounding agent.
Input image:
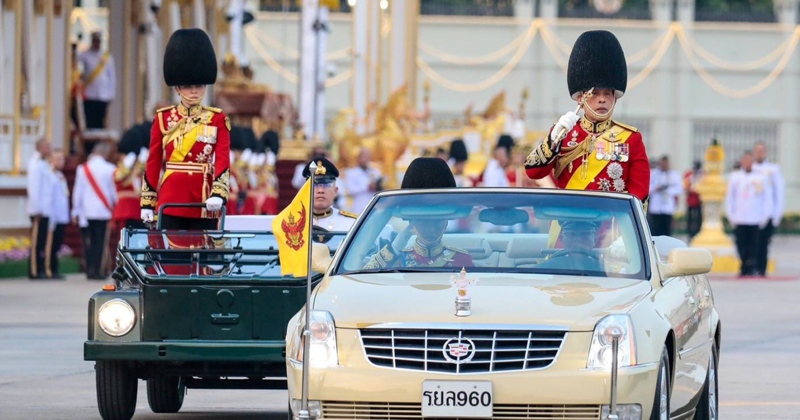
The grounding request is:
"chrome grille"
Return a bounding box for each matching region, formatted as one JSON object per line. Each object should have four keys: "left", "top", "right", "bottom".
{"left": 359, "top": 328, "right": 566, "bottom": 374}
{"left": 322, "top": 401, "right": 601, "bottom": 419}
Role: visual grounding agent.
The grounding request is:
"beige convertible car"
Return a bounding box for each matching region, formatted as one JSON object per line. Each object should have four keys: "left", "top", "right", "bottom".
{"left": 287, "top": 189, "right": 720, "bottom": 420}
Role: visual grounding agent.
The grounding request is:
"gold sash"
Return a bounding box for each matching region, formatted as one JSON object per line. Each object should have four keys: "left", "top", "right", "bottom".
{"left": 160, "top": 122, "right": 201, "bottom": 185}
{"left": 564, "top": 126, "right": 633, "bottom": 191}
{"left": 85, "top": 52, "right": 110, "bottom": 87}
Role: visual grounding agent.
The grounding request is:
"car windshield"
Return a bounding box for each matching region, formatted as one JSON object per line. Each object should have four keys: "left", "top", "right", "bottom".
{"left": 335, "top": 192, "right": 648, "bottom": 280}
{"left": 121, "top": 229, "right": 347, "bottom": 281}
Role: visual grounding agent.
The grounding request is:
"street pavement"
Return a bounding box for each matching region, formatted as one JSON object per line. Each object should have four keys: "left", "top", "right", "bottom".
{"left": 2, "top": 242, "right": 800, "bottom": 419}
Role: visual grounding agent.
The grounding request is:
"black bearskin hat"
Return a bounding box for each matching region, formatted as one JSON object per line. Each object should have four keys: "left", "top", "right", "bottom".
{"left": 401, "top": 158, "right": 456, "bottom": 189}
{"left": 118, "top": 127, "right": 142, "bottom": 155}
{"left": 261, "top": 130, "right": 280, "bottom": 155}
{"left": 567, "top": 30, "right": 627, "bottom": 100}
{"left": 449, "top": 139, "right": 468, "bottom": 163}
{"left": 163, "top": 29, "right": 217, "bottom": 87}
{"left": 229, "top": 126, "right": 247, "bottom": 151}
{"left": 497, "top": 134, "right": 515, "bottom": 152}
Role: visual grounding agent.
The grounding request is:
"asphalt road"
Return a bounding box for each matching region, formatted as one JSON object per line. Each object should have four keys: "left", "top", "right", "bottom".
{"left": 1, "top": 272, "right": 799, "bottom": 419}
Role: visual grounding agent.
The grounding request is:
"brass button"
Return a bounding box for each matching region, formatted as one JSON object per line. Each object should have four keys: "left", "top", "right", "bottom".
{"left": 188, "top": 152, "right": 192, "bottom": 157}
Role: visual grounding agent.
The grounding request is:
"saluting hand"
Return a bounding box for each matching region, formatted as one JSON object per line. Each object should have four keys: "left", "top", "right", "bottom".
{"left": 550, "top": 111, "right": 580, "bottom": 145}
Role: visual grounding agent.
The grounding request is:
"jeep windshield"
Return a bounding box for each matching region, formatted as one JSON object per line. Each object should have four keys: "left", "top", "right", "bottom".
{"left": 120, "top": 229, "right": 347, "bottom": 281}
{"left": 336, "top": 191, "right": 649, "bottom": 280}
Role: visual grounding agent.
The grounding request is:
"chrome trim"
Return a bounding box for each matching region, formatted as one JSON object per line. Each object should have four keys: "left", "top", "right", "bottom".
{"left": 357, "top": 328, "right": 569, "bottom": 376}
{"left": 362, "top": 322, "right": 570, "bottom": 331}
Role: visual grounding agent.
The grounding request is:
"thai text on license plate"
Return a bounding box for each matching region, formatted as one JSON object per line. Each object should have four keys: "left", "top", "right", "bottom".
{"left": 421, "top": 380, "right": 492, "bottom": 418}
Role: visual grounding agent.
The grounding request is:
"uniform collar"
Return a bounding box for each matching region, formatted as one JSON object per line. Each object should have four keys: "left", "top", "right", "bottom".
{"left": 413, "top": 239, "right": 444, "bottom": 259}
{"left": 579, "top": 116, "right": 613, "bottom": 134}
{"left": 313, "top": 208, "right": 333, "bottom": 218}
{"left": 177, "top": 103, "right": 204, "bottom": 117}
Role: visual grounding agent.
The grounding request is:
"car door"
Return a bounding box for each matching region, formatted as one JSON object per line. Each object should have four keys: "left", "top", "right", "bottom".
{"left": 657, "top": 273, "right": 699, "bottom": 414}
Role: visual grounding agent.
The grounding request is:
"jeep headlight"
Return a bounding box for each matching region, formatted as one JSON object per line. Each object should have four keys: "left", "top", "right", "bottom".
{"left": 587, "top": 314, "right": 636, "bottom": 369}
{"left": 292, "top": 310, "right": 338, "bottom": 368}
{"left": 98, "top": 299, "right": 136, "bottom": 337}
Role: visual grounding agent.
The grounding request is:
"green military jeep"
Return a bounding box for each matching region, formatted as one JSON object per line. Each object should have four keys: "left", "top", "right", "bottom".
{"left": 84, "top": 213, "right": 345, "bottom": 420}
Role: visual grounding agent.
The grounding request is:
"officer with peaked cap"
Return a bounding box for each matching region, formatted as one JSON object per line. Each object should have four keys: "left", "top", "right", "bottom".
{"left": 363, "top": 158, "right": 473, "bottom": 269}
{"left": 525, "top": 30, "right": 650, "bottom": 202}
{"left": 140, "top": 28, "right": 231, "bottom": 230}
{"left": 303, "top": 158, "right": 358, "bottom": 232}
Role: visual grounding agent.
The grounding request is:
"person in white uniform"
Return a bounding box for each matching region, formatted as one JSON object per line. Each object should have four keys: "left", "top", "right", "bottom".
{"left": 725, "top": 152, "right": 773, "bottom": 277}
{"left": 27, "top": 139, "right": 52, "bottom": 279}
{"left": 45, "top": 152, "right": 70, "bottom": 280}
{"left": 72, "top": 142, "right": 117, "bottom": 280}
{"left": 342, "top": 147, "right": 382, "bottom": 214}
{"left": 304, "top": 158, "right": 358, "bottom": 232}
{"left": 648, "top": 156, "right": 683, "bottom": 237}
{"left": 78, "top": 31, "right": 116, "bottom": 129}
{"left": 752, "top": 143, "right": 785, "bottom": 276}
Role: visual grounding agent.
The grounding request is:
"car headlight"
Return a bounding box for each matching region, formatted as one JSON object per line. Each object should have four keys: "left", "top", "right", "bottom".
{"left": 292, "top": 310, "right": 338, "bottom": 368}
{"left": 98, "top": 299, "right": 136, "bottom": 337}
{"left": 587, "top": 314, "right": 636, "bottom": 369}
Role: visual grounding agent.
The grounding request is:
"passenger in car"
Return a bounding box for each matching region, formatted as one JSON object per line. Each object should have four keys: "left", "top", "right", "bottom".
{"left": 537, "top": 221, "right": 605, "bottom": 273}
{"left": 363, "top": 158, "right": 474, "bottom": 270}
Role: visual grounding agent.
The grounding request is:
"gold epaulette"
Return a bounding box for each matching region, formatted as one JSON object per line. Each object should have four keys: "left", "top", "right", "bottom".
{"left": 338, "top": 210, "right": 358, "bottom": 219}
{"left": 203, "top": 106, "right": 222, "bottom": 113}
{"left": 445, "top": 245, "right": 469, "bottom": 254}
{"left": 612, "top": 120, "right": 638, "bottom": 133}
{"left": 156, "top": 105, "right": 175, "bottom": 113}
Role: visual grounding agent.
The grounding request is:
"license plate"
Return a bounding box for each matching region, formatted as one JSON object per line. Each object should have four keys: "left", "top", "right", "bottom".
{"left": 421, "top": 380, "right": 492, "bottom": 418}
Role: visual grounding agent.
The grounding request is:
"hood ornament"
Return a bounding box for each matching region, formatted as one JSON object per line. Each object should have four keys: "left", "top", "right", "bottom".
{"left": 450, "top": 267, "right": 478, "bottom": 317}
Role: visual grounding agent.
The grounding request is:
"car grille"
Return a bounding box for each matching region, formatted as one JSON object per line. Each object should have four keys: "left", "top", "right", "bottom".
{"left": 322, "top": 401, "right": 601, "bottom": 419}
{"left": 359, "top": 328, "right": 567, "bottom": 374}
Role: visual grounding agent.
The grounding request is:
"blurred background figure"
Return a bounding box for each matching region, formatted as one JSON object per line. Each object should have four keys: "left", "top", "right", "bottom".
{"left": 27, "top": 139, "right": 52, "bottom": 279}
{"left": 449, "top": 139, "right": 473, "bottom": 188}
{"left": 78, "top": 31, "right": 116, "bottom": 129}
{"left": 342, "top": 147, "right": 383, "bottom": 214}
{"left": 648, "top": 156, "right": 682, "bottom": 236}
{"left": 684, "top": 160, "right": 704, "bottom": 241}
{"left": 726, "top": 152, "right": 773, "bottom": 277}
{"left": 45, "top": 152, "right": 70, "bottom": 280}
{"left": 753, "top": 142, "right": 785, "bottom": 276}
{"left": 483, "top": 138, "right": 512, "bottom": 187}
{"left": 72, "top": 142, "right": 117, "bottom": 280}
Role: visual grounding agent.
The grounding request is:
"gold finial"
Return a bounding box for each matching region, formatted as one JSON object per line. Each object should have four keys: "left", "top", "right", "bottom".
{"left": 315, "top": 161, "right": 327, "bottom": 175}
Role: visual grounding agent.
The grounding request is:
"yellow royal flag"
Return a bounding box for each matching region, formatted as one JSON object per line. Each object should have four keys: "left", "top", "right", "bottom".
{"left": 272, "top": 180, "right": 312, "bottom": 277}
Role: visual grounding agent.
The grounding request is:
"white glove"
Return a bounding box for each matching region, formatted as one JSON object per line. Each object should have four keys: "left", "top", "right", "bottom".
{"left": 138, "top": 147, "right": 149, "bottom": 164}
{"left": 550, "top": 111, "right": 580, "bottom": 143}
{"left": 391, "top": 224, "right": 414, "bottom": 254}
{"left": 206, "top": 196, "right": 224, "bottom": 212}
{"left": 241, "top": 148, "right": 253, "bottom": 162}
{"left": 759, "top": 218, "right": 769, "bottom": 230}
{"left": 141, "top": 209, "right": 154, "bottom": 223}
{"left": 123, "top": 153, "right": 136, "bottom": 169}
{"left": 772, "top": 217, "right": 781, "bottom": 228}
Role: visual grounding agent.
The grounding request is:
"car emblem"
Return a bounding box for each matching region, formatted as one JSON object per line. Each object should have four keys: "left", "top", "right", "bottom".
{"left": 442, "top": 337, "right": 476, "bottom": 364}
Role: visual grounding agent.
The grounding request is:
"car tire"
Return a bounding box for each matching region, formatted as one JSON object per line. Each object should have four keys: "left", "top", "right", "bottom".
{"left": 693, "top": 341, "right": 719, "bottom": 420}
{"left": 95, "top": 361, "right": 138, "bottom": 420}
{"left": 146, "top": 376, "right": 185, "bottom": 413}
{"left": 650, "top": 347, "right": 671, "bottom": 420}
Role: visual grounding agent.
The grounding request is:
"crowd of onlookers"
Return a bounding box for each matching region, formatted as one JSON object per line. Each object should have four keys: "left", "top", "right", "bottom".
{"left": 24, "top": 127, "right": 785, "bottom": 279}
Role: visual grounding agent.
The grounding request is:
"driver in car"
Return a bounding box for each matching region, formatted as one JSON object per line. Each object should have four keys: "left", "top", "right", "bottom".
{"left": 363, "top": 158, "right": 473, "bottom": 269}
{"left": 537, "top": 220, "right": 605, "bottom": 272}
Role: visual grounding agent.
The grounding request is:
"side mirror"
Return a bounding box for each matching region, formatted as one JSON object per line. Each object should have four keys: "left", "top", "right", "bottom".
{"left": 660, "top": 248, "right": 713, "bottom": 279}
{"left": 311, "top": 243, "right": 333, "bottom": 274}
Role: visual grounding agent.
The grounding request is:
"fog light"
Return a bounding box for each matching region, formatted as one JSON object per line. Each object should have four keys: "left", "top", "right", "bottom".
{"left": 290, "top": 399, "right": 322, "bottom": 419}
{"left": 601, "top": 404, "right": 642, "bottom": 420}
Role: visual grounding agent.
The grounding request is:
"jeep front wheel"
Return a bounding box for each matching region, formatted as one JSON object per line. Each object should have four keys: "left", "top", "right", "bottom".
{"left": 146, "top": 376, "right": 186, "bottom": 413}
{"left": 95, "top": 361, "right": 138, "bottom": 420}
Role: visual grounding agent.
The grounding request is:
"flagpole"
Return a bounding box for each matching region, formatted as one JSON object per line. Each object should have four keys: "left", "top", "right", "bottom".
{"left": 299, "top": 161, "right": 316, "bottom": 420}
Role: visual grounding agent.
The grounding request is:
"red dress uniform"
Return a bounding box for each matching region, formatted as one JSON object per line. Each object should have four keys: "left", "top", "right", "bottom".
{"left": 141, "top": 103, "right": 231, "bottom": 219}
{"left": 524, "top": 117, "right": 650, "bottom": 202}
{"left": 113, "top": 161, "right": 142, "bottom": 223}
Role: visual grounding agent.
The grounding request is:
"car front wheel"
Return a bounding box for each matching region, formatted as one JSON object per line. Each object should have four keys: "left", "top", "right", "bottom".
{"left": 651, "top": 347, "right": 671, "bottom": 420}
{"left": 95, "top": 361, "right": 138, "bottom": 420}
{"left": 693, "top": 341, "right": 719, "bottom": 420}
{"left": 146, "top": 376, "right": 186, "bottom": 413}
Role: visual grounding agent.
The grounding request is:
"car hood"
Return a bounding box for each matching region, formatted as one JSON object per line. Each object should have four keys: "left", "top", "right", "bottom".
{"left": 313, "top": 273, "right": 652, "bottom": 332}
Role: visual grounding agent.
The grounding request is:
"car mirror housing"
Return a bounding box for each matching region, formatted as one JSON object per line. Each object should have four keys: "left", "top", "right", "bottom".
{"left": 311, "top": 243, "right": 333, "bottom": 274}
{"left": 660, "top": 248, "right": 713, "bottom": 279}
